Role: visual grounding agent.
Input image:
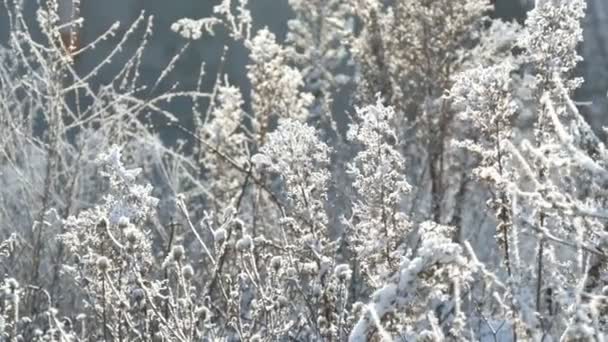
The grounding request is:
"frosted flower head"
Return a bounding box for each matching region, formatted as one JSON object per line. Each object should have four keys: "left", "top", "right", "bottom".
{"left": 450, "top": 62, "right": 517, "bottom": 130}
{"left": 347, "top": 97, "right": 411, "bottom": 211}
{"left": 259, "top": 119, "right": 330, "bottom": 184}
{"left": 5, "top": 278, "right": 18, "bottom": 291}
{"left": 270, "top": 255, "right": 282, "bottom": 271}
{"left": 3, "top": 278, "right": 19, "bottom": 299}
{"left": 124, "top": 226, "right": 139, "bottom": 244}
{"left": 247, "top": 29, "right": 283, "bottom": 65}
{"left": 205, "top": 82, "right": 245, "bottom": 145}
{"left": 212, "top": 0, "right": 252, "bottom": 39}
{"left": 520, "top": 0, "right": 585, "bottom": 78}
{"left": 347, "top": 95, "right": 397, "bottom": 147}
{"left": 171, "top": 18, "right": 221, "bottom": 40}
{"left": 257, "top": 118, "right": 331, "bottom": 227}
{"left": 117, "top": 216, "right": 130, "bottom": 229}
{"left": 96, "top": 256, "right": 110, "bottom": 271}
{"left": 301, "top": 262, "right": 319, "bottom": 275}
{"left": 236, "top": 235, "right": 253, "bottom": 252}
{"left": 107, "top": 184, "right": 159, "bottom": 225}
{"left": 334, "top": 264, "right": 352, "bottom": 281}
{"left": 96, "top": 146, "right": 159, "bottom": 226}
{"left": 416, "top": 222, "right": 462, "bottom": 264}
{"left": 213, "top": 228, "right": 227, "bottom": 243}
{"left": 182, "top": 264, "right": 194, "bottom": 279}
{"left": 131, "top": 288, "right": 145, "bottom": 303}
{"left": 171, "top": 245, "right": 185, "bottom": 261}
{"left": 97, "top": 145, "right": 142, "bottom": 183}
{"left": 247, "top": 29, "right": 313, "bottom": 122}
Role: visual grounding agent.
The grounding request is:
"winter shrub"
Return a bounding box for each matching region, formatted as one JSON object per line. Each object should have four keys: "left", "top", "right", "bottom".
{"left": 2, "top": 0, "right": 608, "bottom": 341}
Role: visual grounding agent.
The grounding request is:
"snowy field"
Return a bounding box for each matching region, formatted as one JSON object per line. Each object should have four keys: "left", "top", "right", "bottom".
{"left": 1, "top": 0, "right": 608, "bottom": 341}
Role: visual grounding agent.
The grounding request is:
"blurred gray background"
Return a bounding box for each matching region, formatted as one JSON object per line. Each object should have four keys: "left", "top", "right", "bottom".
{"left": 1, "top": 0, "right": 606, "bottom": 138}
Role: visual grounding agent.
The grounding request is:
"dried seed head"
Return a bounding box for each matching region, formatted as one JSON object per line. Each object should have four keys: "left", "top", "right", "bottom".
{"left": 152, "top": 332, "right": 163, "bottom": 342}
{"left": 334, "top": 264, "right": 352, "bottom": 281}
{"left": 118, "top": 216, "right": 130, "bottom": 229}
{"left": 171, "top": 245, "right": 185, "bottom": 261}
{"left": 286, "top": 266, "right": 297, "bottom": 278}
{"left": 182, "top": 264, "right": 194, "bottom": 279}
{"left": 5, "top": 278, "right": 18, "bottom": 291}
{"left": 131, "top": 288, "right": 145, "bottom": 303}
{"left": 196, "top": 306, "right": 211, "bottom": 322}
{"left": 270, "top": 256, "right": 282, "bottom": 271}
{"left": 301, "top": 262, "right": 318, "bottom": 275}
{"left": 125, "top": 227, "right": 138, "bottom": 244}
{"left": 96, "top": 256, "right": 110, "bottom": 271}
{"left": 213, "top": 228, "right": 226, "bottom": 243}
{"left": 236, "top": 235, "right": 253, "bottom": 252}
{"left": 276, "top": 295, "right": 288, "bottom": 308}
{"left": 232, "top": 219, "right": 243, "bottom": 231}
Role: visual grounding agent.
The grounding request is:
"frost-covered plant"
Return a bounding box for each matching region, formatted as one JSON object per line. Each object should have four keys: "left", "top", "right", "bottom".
{"left": 3, "top": 0, "right": 608, "bottom": 340}
{"left": 348, "top": 0, "right": 495, "bottom": 228}
{"left": 247, "top": 118, "right": 339, "bottom": 339}
{"left": 520, "top": 0, "right": 585, "bottom": 88}
{"left": 247, "top": 29, "right": 314, "bottom": 143}
{"left": 197, "top": 79, "right": 250, "bottom": 209}
{"left": 95, "top": 146, "right": 160, "bottom": 225}
{"left": 171, "top": 0, "right": 251, "bottom": 40}
{"left": 451, "top": 62, "right": 519, "bottom": 275}
{"left": 352, "top": 0, "right": 491, "bottom": 107}
{"left": 350, "top": 222, "right": 474, "bottom": 341}
{"left": 59, "top": 148, "right": 158, "bottom": 341}
{"left": 345, "top": 97, "right": 411, "bottom": 293}
{"left": 449, "top": 0, "right": 608, "bottom": 339}
{"left": 0, "top": 0, "right": 210, "bottom": 322}
{"left": 286, "top": 0, "right": 352, "bottom": 124}
{"left": 57, "top": 148, "right": 225, "bottom": 341}
{"left": 256, "top": 118, "right": 331, "bottom": 232}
